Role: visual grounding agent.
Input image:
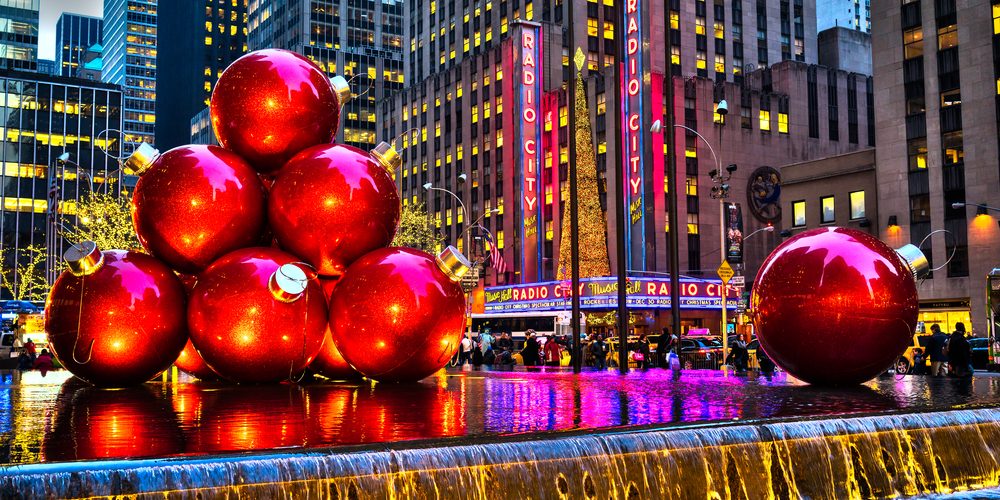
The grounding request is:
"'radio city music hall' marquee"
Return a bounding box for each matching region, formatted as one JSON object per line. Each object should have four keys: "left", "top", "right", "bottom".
{"left": 621, "top": 0, "right": 651, "bottom": 271}
{"left": 484, "top": 277, "right": 739, "bottom": 313}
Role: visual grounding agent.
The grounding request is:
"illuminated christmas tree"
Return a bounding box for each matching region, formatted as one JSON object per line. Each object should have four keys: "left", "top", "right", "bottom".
{"left": 557, "top": 75, "right": 611, "bottom": 280}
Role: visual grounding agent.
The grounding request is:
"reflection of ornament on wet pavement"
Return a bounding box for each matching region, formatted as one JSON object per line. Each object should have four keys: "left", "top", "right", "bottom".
{"left": 746, "top": 166, "right": 781, "bottom": 223}
{"left": 751, "top": 227, "right": 926, "bottom": 385}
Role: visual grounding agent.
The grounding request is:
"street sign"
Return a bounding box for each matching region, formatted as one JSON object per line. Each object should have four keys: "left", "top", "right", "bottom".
{"left": 717, "top": 261, "right": 734, "bottom": 284}
{"left": 730, "top": 275, "right": 745, "bottom": 287}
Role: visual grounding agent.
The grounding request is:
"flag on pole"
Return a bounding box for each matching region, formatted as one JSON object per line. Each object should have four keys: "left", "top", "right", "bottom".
{"left": 484, "top": 232, "right": 507, "bottom": 275}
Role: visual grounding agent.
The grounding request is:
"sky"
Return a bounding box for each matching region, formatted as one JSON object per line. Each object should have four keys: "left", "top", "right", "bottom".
{"left": 38, "top": 0, "right": 105, "bottom": 61}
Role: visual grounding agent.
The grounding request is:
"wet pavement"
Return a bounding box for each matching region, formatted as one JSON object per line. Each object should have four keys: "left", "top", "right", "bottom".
{"left": 2, "top": 367, "right": 999, "bottom": 465}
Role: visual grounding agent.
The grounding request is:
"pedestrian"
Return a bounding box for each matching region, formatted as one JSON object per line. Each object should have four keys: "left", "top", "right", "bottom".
{"left": 928, "top": 324, "right": 949, "bottom": 376}
{"left": 459, "top": 335, "right": 474, "bottom": 365}
{"left": 471, "top": 338, "right": 484, "bottom": 366}
{"left": 757, "top": 348, "right": 775, "bottom": 374}
{"left": 636, "top": 333, "right": 650, "bottom": 369}
{"left": 731, "top": 337, "right": 749, "bottom": 372}
{"left": 947, "top": 322, "right": 973, "bottom": 377}
{"left": 32, "top": 349, "right": 54, "bottom": 376}
{"left": 479, "top": 330, "right": 493, "bottom": 355}
{"left": 521, "top": 330, "right": 541, "bottom": 366}
{"left": 495, "top": 331, "right": 514, "bottom": 354}
{"left": 593, "top": 335, "right": 608, "bottom": 370}
{"left": 24, "top": 338, "right": 36, "bottom": 363}
{"left": 543, "top": 335, "right": 562, "bottom": 367}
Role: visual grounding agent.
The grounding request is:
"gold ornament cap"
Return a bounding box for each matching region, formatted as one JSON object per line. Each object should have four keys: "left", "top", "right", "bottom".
{"left": 435, "top": 246, "right": 472, "bottom": 283}
{"left": 330, "top": 75, "right": 352, "bottom": 106}
{"left": 371, "top": 141, "right": 402, "bottom": 171}
{"left": 269, "top": 263, "right": 310, "bottom": 303}
{"left": 896, "top": 243, "right": 930, "bottom": 281}
{"left": 64, "top": 241, "right": 104, "bottom": 277}
{"left": 123, "top": 142, "right": 160, "bottom": 176}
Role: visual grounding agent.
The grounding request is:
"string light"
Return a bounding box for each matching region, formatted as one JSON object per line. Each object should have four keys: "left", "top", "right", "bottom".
{"left": 557, "top": 76, "right": 611, "bottom": 281}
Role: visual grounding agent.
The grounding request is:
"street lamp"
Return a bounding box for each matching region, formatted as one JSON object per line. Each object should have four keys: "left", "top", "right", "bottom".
{"left": 744, "top": 225, "right": 774, "bottom": 240}
{"left": 952, "top": 202, "right": 1000, "bottom": 214}
{"left": 423, "top": 183, "right": 468, "bottom": 253}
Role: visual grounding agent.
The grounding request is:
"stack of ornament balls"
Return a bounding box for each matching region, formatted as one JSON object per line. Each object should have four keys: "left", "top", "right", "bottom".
{"left": 45, "top": 48, "right": 472, "bottom": 387}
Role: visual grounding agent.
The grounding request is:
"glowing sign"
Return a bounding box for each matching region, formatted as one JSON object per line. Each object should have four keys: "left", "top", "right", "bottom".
{"left": 621, "top": 0, "right": 647, "bottom": 270}
{"left": 518, "top": 23, "right": 544, "bottom": 281}
{"left": 484, "top": 277, "right": 739, "bottom": 312}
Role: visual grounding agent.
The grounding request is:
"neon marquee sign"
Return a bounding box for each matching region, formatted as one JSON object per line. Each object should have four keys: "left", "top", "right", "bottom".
{"left": 621, "top": 0, "right": 647, "bottom": 270}
{"left": 518, "top": 23, "right": 544, "bottom": 281}
{"left": 484, "top": 277, "right": 739, "bottom": 312}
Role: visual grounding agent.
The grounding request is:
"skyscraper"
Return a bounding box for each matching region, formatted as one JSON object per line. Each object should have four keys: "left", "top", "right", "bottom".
{"left": 816, "top": 0, "right": 870, "bottom": 33}
{"left": 102, "top": 0, "right": 156, "bottom": 147}
{"left": 872, "top": 0, "right": 1000, "bottom": 336}
{"left": 156, "top": 0, "right": 247, "bottom": 150}
{"left": 0, "top": 70, "right": 123, "bottom": 298}
{"left": 0, "top": 0, "right": 39, "bottom": 72}
{"left": 247, "top": 0, "right": 404, "bottom": 148}
{"left": 54, "top": 13, "right": 103, "bottom": 77}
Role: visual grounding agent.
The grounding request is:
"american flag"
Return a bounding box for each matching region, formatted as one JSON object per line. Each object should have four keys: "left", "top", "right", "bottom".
{"left": 484, "top": 232, "right": 507, "bottom": 275}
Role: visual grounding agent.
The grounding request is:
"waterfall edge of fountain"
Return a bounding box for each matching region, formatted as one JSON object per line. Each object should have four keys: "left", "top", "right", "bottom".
{"left": 3, "top": 407, "right": 1000, "bottom": 499}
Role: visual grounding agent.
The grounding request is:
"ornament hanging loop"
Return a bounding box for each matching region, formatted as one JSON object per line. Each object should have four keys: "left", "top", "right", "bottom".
{"left": 72, "top": 336, "right": 96, "bottom": 365}
{"left": 917, "top": 229, "right": 958, "bottom": 275}
{"left": 284, "top": 261, "right": 316, "bottom": 384}
{"left": 391, "top": 127, "right": 421, "bottom": 152}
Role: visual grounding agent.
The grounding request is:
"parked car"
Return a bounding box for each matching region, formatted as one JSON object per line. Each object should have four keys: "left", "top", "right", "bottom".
{"left": 970, "top": 337, "right": 991, "bottom": 370}
{"left": 678, "top": 337, "right": 724, "bottom": 369}
{"left": 895, "top": 334, "right": 935, "bottom": 374}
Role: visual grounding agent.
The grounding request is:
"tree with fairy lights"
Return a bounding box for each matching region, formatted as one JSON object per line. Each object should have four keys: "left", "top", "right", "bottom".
{"left": 557, "top": 75, "right": 611, "bottom": 280}
{"left": 59, "top": 190, "right": 141, "bottom": 252}
{"left": 392, "top": 201, "right": 444, "bottom": 253}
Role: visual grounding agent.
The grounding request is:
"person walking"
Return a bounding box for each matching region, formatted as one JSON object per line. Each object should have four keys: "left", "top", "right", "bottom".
{"left": 521, "top": 330, "right": 541, "bottom": 366}
{"left": 636, "top": 334, "right": 650, "bottom": 369}
{"left": 23, "top": 338, "right": 36, "bottom": 363}
{"left": 947, "top": 322, "right": 973, "bottom": 377}
{"left": 928, "top": 324, "right": 949, "bottom": 376}
{"left": 459, "top": 335, "right": 474, "bottom": 366}
{"left": 593, "top": 335, "right": 608, "bottom": 370}
{"left": 543, "top": 336, "right": 562, "bottom": 367}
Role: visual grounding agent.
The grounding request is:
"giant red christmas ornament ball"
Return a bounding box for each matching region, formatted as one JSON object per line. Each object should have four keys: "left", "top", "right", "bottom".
{"left": 329, "top": 246, "right": 469, "bottom": 382}
{"left": 310, "top": 330, "right": 360, "bottom": 380}
{"left": 751, "top": 227, "right": 926, "bottom": 385}
{"left": 268, "top": 142, "right": 402, "bottom": 276}
{"left": 187, "top": 247, "right": 327, "bottom": 383}
{"left": 129, "top": 144, "right": 266, "bottom": 274}
{"left": 210, "top": 48, "right": 350, "bottom": 173}
{"left": 45, "top": 243, "right": 188, "bottom": 387}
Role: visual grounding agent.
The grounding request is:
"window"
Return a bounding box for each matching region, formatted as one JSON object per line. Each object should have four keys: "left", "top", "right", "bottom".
{"left": 937, "top": 25, "right": 957, "bottom": 50}
{"left": 820, "top": 196, "right": 835, "bottom": 223}
{"left": 849, "top": 191, "right": 865, "bottom": 220}
{"left": 792, "top": 201, "right": 806, "bottom": 227}
{"left": 777, "top": 112, "right": 788, "bottom": 134}
{"left": 994, "top": 4, "right": 1000, "bottom": 35}
{"left": 759, "top": 110, "right": 771, "bottom": 131}
{"left": 903, "top": 27, "right": 923, "bottom": 59}
{"left": 687, "top": 213, "right": 699, "bottom": 235}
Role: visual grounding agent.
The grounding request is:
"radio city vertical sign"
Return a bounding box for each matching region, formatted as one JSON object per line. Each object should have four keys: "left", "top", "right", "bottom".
{"left": 621, "top": 0, "right": 649, "bottom": 271}
{"left": 517, "top": 22, "right": 544, "bottom": 282}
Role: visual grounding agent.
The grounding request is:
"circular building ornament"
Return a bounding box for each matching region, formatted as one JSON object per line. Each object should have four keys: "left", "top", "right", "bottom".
{"left": 746, "top": 166, "right": 781, "bottom": 224}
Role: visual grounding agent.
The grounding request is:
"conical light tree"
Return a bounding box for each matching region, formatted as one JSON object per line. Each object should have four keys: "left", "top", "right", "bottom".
{"left": 557, "top": 75, "right": 611, "bottom": 280}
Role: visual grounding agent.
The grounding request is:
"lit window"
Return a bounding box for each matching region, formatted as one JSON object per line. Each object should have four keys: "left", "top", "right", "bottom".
{"left": 496, "top": 95, "right": 503, "bottom": 114}
{"left": 849, "top": 191, "right": 865, "bottom": 220}
{"left": 671, "top": 46, "right": 680, "bottom": 65}
{"left": 687, "top": 213, "right": 699, "bottom": 235}
{"left": 759, "top": 110, "right": 771, "bottom": 131}
{"left": 545, "top": 220, "right": 553, "bottom": 240}
{"left": 670, "top": 11, "right": 679, "bottom": 30}
{"left": 903, "top": 27, "right": 923, "bottom": 59}
{"left": 714, "top": 22, "right": 724, "bottom": 39}
{"left": 714, "top": 54, "right": 725, "bottom": 73}
{"left": 603, "top": 21, "right": 614, "bottom": 39}
{"left": 525, "top": 2, "right": 533, "bottom": 20}
{"left": 792, "top": 201, "right": 806, "bottom": 227}
{"left": 497, "top": 230, "right": 504, "bottom": 249}
{"left": 994, "top": 4, "right": 1000, "bottom": 35}
{"left": 685, "top": 176, "right": 697, "bottom": 196}
{"left": 778, "top": 112, "right": 788, "bottom": 134}
{"left": 695, "top": 17, "right": 706, "bottom": 35}
{"left": 696, "top": 51, "right": 707, "bottom": 69}
{"left": 204, "top": 36, "right": 212, "bottom": 45}
{"left": 937, "top": 25, "right": 957, "bottom": 50}
{"left": 587, "top": 18, "right": 598, "bottom": 37}
{"left": 496, "top": 129, "right": 503, "bottom": 147}
{"left": 821, "top": 196, "right": 835, "bottom": 224}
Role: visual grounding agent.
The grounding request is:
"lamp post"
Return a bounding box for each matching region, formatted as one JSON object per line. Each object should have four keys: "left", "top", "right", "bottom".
{"left": 952, "top": 202, "right": 1000, "bottom": 214}
{"left": 709, "top": 164, "right": 737, "bottom": 365}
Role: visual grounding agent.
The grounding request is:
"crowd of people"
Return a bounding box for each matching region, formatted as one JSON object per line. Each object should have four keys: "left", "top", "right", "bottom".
{"left": 10, "top": 338, "right": 55, "bottom": 375}
{"left": 912, "top": 322, "right": 976, "bottom": 378}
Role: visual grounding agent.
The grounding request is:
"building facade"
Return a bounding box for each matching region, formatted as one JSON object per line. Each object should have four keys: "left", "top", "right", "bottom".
{"left": 0, "top": 0, "right": 38, "bottom": 72}
{"left": 405, "top": 0, "right": 817, "bottom": 87}
{"left": 156, "top": 0, "right": 246, "bottom": 151}
{"left": 247, "top": 0, "right": 404, "bottom": 148}
{"left": 102, "top": 0, "right": 156, "bottom": 147}
{"left": 35, "top": 59, "right": 53, "bottom": 75}
{"left": 382, "top": 16, "right": 874, "bottom": 331}
{"left": 872, "top": 0, "right": 1000, "bottom": 336}
{"left": 817, "top": 26, "right": 871, "bottom": 75}
{"left": 189, "top": 105, "right": 217, "bottom": 145}
{"left": 816, "top": 0, "right": 870, "bottom": 33}
{"left": 0, "top": 70, "right": 123, "bottom": 299}
{"left": 54, "top": 13, "right": 103, "bottom": 78}
{"left": 780, "top": 148, "right": 877, "bottom": 235}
